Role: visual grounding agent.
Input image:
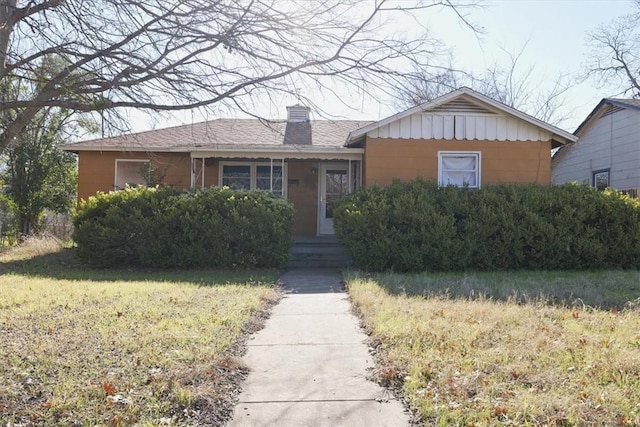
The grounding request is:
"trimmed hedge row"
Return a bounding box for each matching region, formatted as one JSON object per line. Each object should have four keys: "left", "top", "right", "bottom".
{"left": 73, "top": 186, "right": 294, "bottom": 268}
{"left": 334, "top": 179, "right": 640, "bottom": 272}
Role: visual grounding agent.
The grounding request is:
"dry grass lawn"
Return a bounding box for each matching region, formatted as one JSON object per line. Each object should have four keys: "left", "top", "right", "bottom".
{"left": 0, "top": 238, "right": 281, "bottom": 426}
{"left": 347, "top": 271, "right": 640, "bottom": 426}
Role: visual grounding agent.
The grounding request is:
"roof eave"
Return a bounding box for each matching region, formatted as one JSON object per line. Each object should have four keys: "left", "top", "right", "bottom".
{"left": 61, "top": 145, "right": 189, "bottom": 153}
{"left": 62, "top": 144, "right": 364, "bottom": 160}
{"left": 573, "top": 98, "right": 608, "bottom": 137}
{"left": 574, "top": 98, "right": 640, "bottom": 137}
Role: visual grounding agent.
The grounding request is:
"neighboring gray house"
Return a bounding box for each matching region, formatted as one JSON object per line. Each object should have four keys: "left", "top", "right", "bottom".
{"left": 552, "top": 98, "right": 640, "bottom": 193}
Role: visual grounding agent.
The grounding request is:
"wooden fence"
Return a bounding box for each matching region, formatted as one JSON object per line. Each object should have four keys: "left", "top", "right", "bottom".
{"left": 620, "top": 188, "right": 639, "bottom": 199}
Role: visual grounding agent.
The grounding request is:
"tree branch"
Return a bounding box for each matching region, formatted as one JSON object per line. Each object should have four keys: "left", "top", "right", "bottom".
{"left": 0, "top": 0, "right": 481, "bottom": 152}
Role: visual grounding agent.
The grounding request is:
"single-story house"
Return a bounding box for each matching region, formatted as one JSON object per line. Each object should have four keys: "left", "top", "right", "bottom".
{"left": 63, "top": 87, "right": 577, "bottom": 237}
{"left": 552, "top": 98, "right": 640, "bottom": 195}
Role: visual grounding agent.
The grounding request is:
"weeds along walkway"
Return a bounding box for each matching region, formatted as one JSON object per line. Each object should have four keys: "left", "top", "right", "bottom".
{"left": 228, "top": 269, "right": 409, "bottom": 427}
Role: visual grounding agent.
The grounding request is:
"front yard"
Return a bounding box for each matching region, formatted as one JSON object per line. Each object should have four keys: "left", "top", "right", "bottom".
{"left": 347, "top": 270, "right": 640, "bottom": 426}
{"left": 0, "top": 239, "right": 280, "bottom": 426}
{"left": 4, "top": 236, "right": 640, "bottom": 426}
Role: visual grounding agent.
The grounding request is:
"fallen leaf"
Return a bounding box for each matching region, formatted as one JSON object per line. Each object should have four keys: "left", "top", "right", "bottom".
{"left": 103, "top": 381, "right": 117, "bottom": 396}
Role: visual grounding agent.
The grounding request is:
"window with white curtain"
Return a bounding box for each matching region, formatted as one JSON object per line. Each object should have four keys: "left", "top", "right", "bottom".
{"left": 438, "top": 151, "right": 481, "bottom": 188}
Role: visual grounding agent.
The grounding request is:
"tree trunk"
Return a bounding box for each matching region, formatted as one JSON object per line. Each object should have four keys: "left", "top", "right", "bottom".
{"left": 0, "top": 1, "right": 17, "bottom": 78}
{"left": 19, "top": 214, "right": 36, "bottom": 237}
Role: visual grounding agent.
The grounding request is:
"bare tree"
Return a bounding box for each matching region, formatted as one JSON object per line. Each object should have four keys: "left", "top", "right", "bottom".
{"left": 0, "top": 0, "right": 478, "bottom": 153}
{"left": 586, "top": 0, "right": 640, "bottom": 98}
{"left": 395, "top": 57, "right": 465, "bottom": 106}
{"left": 397, "top": 44, "right": 574, "bottom": 126}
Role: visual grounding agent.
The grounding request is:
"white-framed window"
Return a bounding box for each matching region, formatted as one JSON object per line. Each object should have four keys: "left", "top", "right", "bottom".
{"left": 220, "top": 161, "right": 286, "bottom": 197}
{"left": 115, "top": 159, "right": 150, "bottom": 190}
{"left": 438, "top": 151, "right": 481, "bottom": 188}
{"left": 593, "top": 169, "right": 610, "bottom": 191}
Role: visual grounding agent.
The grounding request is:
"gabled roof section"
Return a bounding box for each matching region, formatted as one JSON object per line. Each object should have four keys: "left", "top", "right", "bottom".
{"left": 63, "top": 118, "right": 372, "bottom": 152}
{"left": 574, "top": 98, "right": 640, "bottom": 137}
{"left": 346, "top": 87, "right": 577, "bottom": 147}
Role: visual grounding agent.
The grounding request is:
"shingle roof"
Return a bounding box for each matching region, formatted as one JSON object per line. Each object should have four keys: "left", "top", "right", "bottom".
{"left": 63, "top": 119, "right": 373, "bottom": 152}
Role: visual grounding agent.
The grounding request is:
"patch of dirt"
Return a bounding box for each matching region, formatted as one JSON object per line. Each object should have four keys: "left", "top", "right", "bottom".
{"left": 189, "top": 286, "right": 284, "bottom": 426}
{"left": 348, "top": 295, "right": 423, "bottom": 427}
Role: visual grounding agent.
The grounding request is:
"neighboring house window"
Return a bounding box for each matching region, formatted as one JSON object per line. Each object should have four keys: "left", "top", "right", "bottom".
{"left": 593, "top": 169, "right": 610, "bottom": 191}
{"left": 438, "top": 151, "right": 481, "bottom": 188}
{"left": 220, "top": 162, "right": 285, "bottom": 196}
{"left": 115, "top": 159, "right": 150, "bottom": 190}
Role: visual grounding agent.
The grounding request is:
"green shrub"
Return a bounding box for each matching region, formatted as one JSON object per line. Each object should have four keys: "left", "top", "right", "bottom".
{"left": 73, "top": 186, "right": 294, "bottom": 268}
{"left": 334, "top": 179, "right": 640, "bottom": 272}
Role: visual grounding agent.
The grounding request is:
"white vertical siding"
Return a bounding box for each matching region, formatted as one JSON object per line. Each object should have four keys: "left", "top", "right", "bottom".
{"left": 455, "top": 115, "right": 466, "bottom": 139}
{"left": 506, "top": 118, "right": 518, "bottom": 140}
{"left": 464, "top": 116, "right": 475, "bottom": 139}
{"left": 485, "top": 117, "right": 497, "bottom": 139}
{"left": 496, "top": 117, "right": 508, "bottom": 141}
{"left": 400, "top": 116, "right": 412, "bottom": 138}
{"left": 421, "top": 115, "right": 432, "bottom": 137}
{"left": 388, "top": 120, "right": 400, "bottom": 138}
{"left": 367, "top": 112, "right": 551, "bottom": 141}
{"left": 474, "top": 116, "right": 485, "bottom": 138}
{"left": 443, "top": 116, "right": 455, "bottom": 139}
{"left": 411, "top": 115, "right": 421, "bottom": 138}
{"left": 432, "top": 116, "right": 444, "bottom": 139}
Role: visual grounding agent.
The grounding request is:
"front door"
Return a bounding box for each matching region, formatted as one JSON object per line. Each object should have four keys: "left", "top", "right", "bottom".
{"left": 318, "top": 163, "right": 349, "bottom": 235}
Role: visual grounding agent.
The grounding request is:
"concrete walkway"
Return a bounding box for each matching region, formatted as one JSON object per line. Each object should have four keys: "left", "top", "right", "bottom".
{"left": 227, "top": 269, "right": 409, "bottom": 427}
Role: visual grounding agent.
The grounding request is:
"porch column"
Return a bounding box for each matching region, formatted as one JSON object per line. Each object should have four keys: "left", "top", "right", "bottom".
{"left": 282, "top": 158, "right": 285, "bottom": 196}
{"left": 201, "top": 157, "right": 205, "bottom": 190}
{"left": 190, "top": 157, "right": 196, "bottom": 189}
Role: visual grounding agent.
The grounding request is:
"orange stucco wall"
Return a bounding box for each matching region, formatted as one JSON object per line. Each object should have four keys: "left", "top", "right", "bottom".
{"left": 76, "top": 152, "right": 320, "bottom": 236}
{"left": 363, "top": 138, "right": 552, "bottom": 187}
{"left": 77, "top": 140, "right": 548, "bottom": 236}
{"left": 77, "top": 151, "right": 192, "bottom": 202}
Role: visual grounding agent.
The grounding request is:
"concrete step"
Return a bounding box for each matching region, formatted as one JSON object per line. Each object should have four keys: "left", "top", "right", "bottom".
{"left": 288, "top": 255, "right": 352, "bottom": 268}
{"left": 288, "top": 259, "right": 351, "bottom": 269}
{"left": 288, "top": 237, "right": 351, "bottom": 268}
{"left": 290, "top": 246, "right": 347, "bottom": 255}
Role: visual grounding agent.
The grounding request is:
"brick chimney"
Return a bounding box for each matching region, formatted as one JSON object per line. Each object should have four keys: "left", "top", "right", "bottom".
{"left": 284, "top": 105, "right": 312, "bottom": 145}
{"left": 286, "top": 105, "right": 310, "bottom": 122}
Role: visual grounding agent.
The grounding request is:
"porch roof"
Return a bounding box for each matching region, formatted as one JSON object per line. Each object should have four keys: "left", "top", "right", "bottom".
{"left": 190, "top": 144, "right": 364, "bottom": 160}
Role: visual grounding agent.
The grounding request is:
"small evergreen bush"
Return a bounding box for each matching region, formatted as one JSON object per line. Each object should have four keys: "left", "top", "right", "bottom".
{"left": 73, "top": 186, "right": 294, "bottom": 268}
{"left": 334, "top": 179, "right": 640, "bottom": 272}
